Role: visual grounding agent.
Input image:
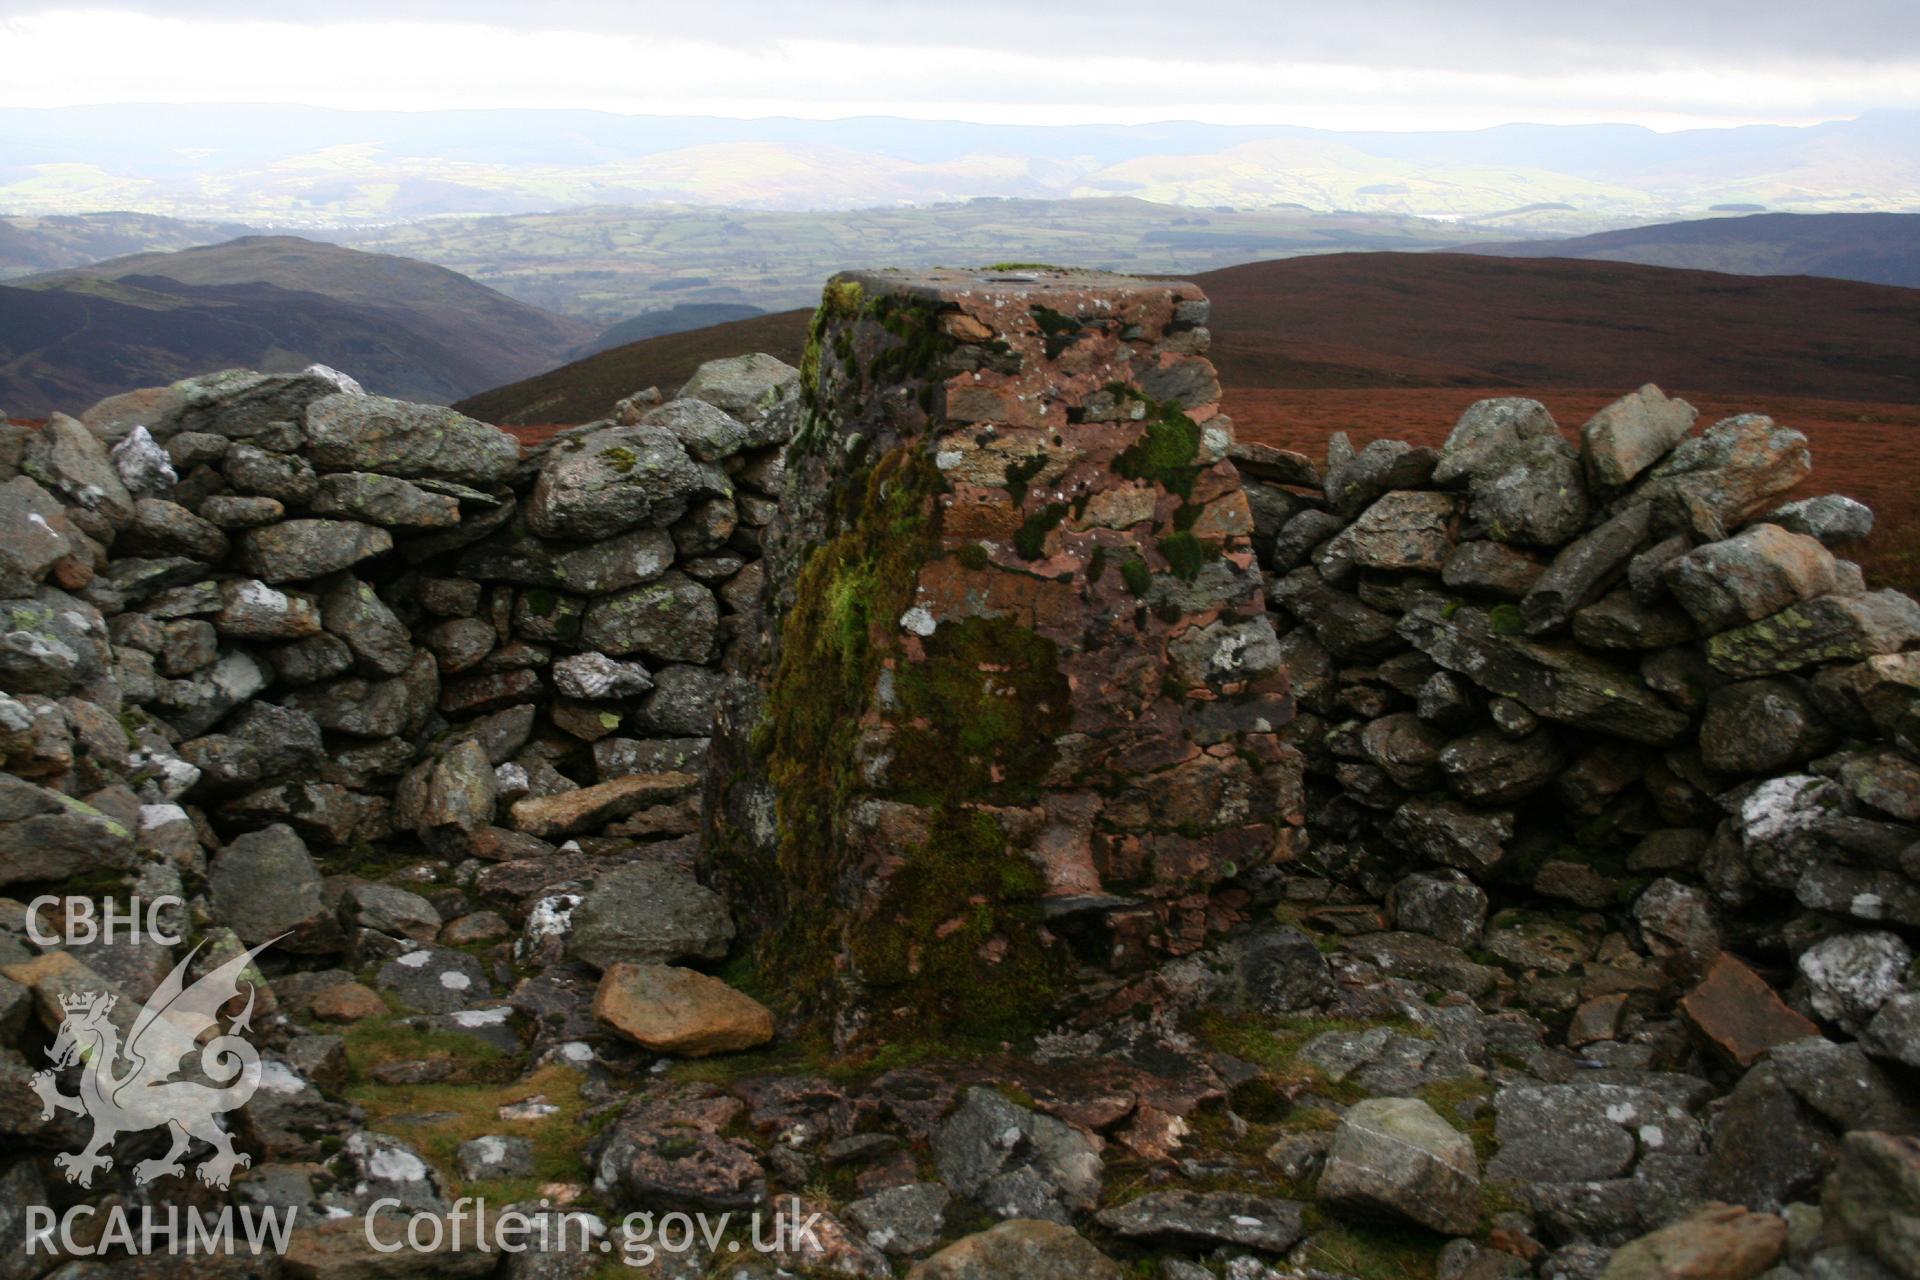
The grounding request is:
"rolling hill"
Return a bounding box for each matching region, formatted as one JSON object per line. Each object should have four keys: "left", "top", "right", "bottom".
{"left": 456, "top": 253, "right": 1920, "bottom": 426}
{"left": 455, "top": 309, "right": 812, "bottom": 426}
{"left": 3, "top": 236, "right": 595, "bottom": 415}
{"left": 1197, "top": 252, "right": 1920, "bottom": 403}
{"left": 0, "top": 212, "right": 255, "bottom": 280}
{"left": 1460, "top": 212, "right": 1920, "bottom": 287}
{"left": 579, "top": 303, "right": 768, "bottom": 358}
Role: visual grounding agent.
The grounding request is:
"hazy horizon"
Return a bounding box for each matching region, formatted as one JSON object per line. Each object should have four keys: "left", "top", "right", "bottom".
{"left": 3, "top": 1, "right": 1918, "bottom": 131}
{"left": 10, "top": 100, "right": 1916, "bottom": 133}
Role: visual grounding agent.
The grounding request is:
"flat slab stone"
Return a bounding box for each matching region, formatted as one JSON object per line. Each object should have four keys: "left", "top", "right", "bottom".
{"left": 508, "top": 771, "right": 699, "bottom": 839}
{"left": 1095, "top": 1190, "right": 1305, "bottom": 1253}
{"left": 1679, "top": 952, "right": 1819, "bottom": 1067}
{"left": 592, "top": 963, "right": 774, "bottom": 1056}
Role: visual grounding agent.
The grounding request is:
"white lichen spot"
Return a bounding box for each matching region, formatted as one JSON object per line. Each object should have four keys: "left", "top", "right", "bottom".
{"left": 138, "top": 803, "right": 189, "bottom": 830}
{"left": 256, "top": 1060, "right": 308, "bottom": 1096}
{"left": 361, "top": 1144, "right": 430, "bottom": 1185}
{"left": 234, "top": 579, "right": 290, "bottom": 611}
{"left": 1739, "top": 775, "right": 1828, "bottom": 847}
{"left": 439, "top": 970, "right": 473, "bottom": 991}
{"left": 899, "top": 606, "right": 937, "bottom": 637}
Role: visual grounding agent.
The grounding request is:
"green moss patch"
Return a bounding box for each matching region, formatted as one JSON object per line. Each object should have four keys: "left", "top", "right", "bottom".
{"left": 748, "top": 440, "right": 1075, "bottom": 1044}
{"left": 1014, "top": 502, "right": 1069, "bottom": 560}
{"left": 888, "top": 615, "right": 1070, "bottom": 803}
{"left": 1113, "top": 392, "right": 1204, "bottom": 498}
{"left": 847, "top": 804, "right": 1066, "bottom": 1043}
{"left": 1158, "top": 530, "right": 1218, "bottom": 582}
{"left": 868, "top": 294, "right": 962, "bottom": 387}
{"left": 797, "top": 278, "right": 867, "bottom": 446}
{"left": 761, "top": 448, "right": 939, "bottom": 896}
{"left": 1293, "top": 1210, "right": 1439, "bottom": 1280}
{"left": 346, "top": 1061, "right": 595, "bottom": 1205}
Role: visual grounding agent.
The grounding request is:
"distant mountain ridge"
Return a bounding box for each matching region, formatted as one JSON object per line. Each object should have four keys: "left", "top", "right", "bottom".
{"left": 1, "top": 235, "right": 595, "bottom": 416}
{"left": 5, "top": 105, "right": 1917, "bottom": 230}
{"left": 331, "top": 197, "right": 1517, "bottom": 323}
{"left": 1461, "top": 212, "right": 1920, "bottom": 288}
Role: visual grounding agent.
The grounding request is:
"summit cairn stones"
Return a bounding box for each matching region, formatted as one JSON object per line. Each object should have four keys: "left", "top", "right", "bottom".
{"left": 705, "top": 269, "right": 1302, "bottom": 1047}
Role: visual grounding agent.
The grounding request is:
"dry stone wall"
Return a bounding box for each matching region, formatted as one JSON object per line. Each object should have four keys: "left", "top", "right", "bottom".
{"left": 0, "top": 355, "right": 795, "bottom": 971}
{"left": 1240, "top": 384, "right": 1920, "bottom": 1063}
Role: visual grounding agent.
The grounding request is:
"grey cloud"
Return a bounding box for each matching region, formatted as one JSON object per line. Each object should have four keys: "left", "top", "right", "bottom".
{"left": 4, "top": 0, "right": 1918, "bottom": 65}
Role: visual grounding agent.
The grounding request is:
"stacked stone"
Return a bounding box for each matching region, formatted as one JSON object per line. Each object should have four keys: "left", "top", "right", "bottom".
{"left": 3, "top": 367, "right": 501, "bottom": 891}
{"left": 1236, "top": 386, "right": 1920, "bottom": 1216}
{"left": 2, "top": 355, "right": 793, "bottom": 874}
{"left": 707, "top": 268, "right": 1304, "bottom": 1048}
{"left": 0, "top": 350, "right": 795, "bottom": 1024}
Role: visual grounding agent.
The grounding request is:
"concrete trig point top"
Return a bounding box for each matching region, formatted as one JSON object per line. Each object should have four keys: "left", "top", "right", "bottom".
{"left": 707, "top": 265, "right": 1303, "bottom": 1047}
{"left": 816, "top": 267, "right": 1217, "bottom": 434}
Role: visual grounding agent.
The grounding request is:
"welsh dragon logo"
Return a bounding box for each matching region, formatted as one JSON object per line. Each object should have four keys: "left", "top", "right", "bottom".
{"left": 29, "top": 937, "right": 280, "bottom": 1189}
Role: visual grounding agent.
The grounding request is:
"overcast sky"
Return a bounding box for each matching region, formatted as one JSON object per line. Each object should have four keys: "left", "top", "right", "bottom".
{"left": 3, "top": 1, "right": 1917, "bottom": 130}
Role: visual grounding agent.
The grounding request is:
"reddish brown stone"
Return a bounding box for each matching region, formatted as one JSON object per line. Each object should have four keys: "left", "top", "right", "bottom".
{"left": 1114, "top": 1102, "right": 1188, "bottom": 1163}
{"left": 439, "top": 668, "right": 542, "bottom": 715}
{"left": 439, "top": 911, "right": 511, "bottom": 947}
{"left": 309, "top": 981, "right": 387, "bottom": 1023}
{"left": 1568, "top": 992, "right": 1629, "bottom": 1046}
{"left": 1601, "top": 1202, "right": 1786, "bottom": 1280}
{"left": 509, "top": 771, "right": 699, "bottom": 839}
{"left": 593, "top": 963, "right": 774, "bottom": 1056}
{"left": 1679, "top": 952, "right": 1819, "bottom": 1066}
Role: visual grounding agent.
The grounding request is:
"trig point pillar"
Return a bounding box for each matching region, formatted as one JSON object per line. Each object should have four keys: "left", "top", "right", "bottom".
{"left": 706, "top": 267, "right": 1300, "bottom": 1047}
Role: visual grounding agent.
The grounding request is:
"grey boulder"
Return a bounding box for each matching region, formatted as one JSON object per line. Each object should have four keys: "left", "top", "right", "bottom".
{"left": 1316, "top": 1097, "right": 1480, "bottom": 1235}
{"left": 305, "top": 392, "right": 518, "bottom": 488}
{"left": 568, "top": 862, "right": 734, "bottom": 970}
{"left": 581, "top": 574, "right": 720, "bottom": 664}
{"left": 22, "top": 413, "right": 133, "bottom": 525}
{"left": 932, "top": 1087, "right": 1103, "bottom": 1224}
{"left": 1763, "top": 494, "right": 1875, "bottom": 546}
{"left": 677, "top": 353, "right": 800, "bottom": 434}
{"left": 1665, "top": 523, "right": 1840, "bottom": 634}
{"left": 1579, "top": 383, "right": 1696, "bottom": 489}
{"left": 207, "top": 824, "right": 338, "bottom": 953}
{"left": 240, "top": 520, "right": 392, "bottom": 584}
{"left": 525, "top": 424, "right": 728, "bottom": 540}
{"left": 1095, "top": 1190, "right": 1304, "bottom": 1253}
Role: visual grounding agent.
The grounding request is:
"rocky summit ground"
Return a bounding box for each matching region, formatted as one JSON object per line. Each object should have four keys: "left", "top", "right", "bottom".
{"left": 0, "top": 269, "right": 1917, "bottom": 1280}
